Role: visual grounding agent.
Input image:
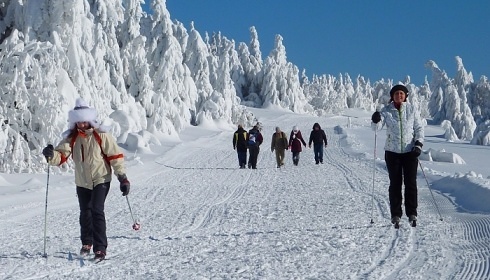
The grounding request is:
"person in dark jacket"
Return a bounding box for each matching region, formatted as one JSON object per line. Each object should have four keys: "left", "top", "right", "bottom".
{"left": 289, "top": 125, "right": 307, "bottom": 166}
{"left": 371, "top": 84, "right": 424, "bottom": 226}
{"left": 247, "top": 125, "right": 263, "bottom": 169}
{"left": 233, "top": 124, "right": 248, "bottom": 168}
{"left": 271, "top": 126, "right": 289, "bottom": 168}
{"left": 308, "top": 123, "right": 328, "bottom": 164}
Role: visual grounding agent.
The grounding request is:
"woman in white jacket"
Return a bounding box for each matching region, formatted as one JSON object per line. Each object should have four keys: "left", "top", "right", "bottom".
{"left": 42, "top": 98, "right": 130, "bottom": 261}
{"left": 371, "top": 85, "right": 424, "bottom": 227}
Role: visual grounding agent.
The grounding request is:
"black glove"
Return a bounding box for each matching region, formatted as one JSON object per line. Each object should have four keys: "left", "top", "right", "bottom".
{"left": 118, "top": 174, "right": 130, "bottom": 196}
{"left": 42, "top": 144, "right": 54, "bottom": 159}
{"left": 411, "top": 140, "right": 423, "bottom": 157}
{"left": 371, "top": 111, "right": 381, "bottom": 124}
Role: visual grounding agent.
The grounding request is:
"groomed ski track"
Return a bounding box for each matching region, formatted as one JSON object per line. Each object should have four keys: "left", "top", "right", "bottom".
{"left": 1, "top": 111, "right": 489, "bottom": 279}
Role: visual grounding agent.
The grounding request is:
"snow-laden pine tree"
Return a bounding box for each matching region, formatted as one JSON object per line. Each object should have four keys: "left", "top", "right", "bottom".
{"left": 0, "top": 0, "right": 132, "bottom": 172}
{"left": 226, "top": 40, "right": 247, "bottom": 102}
{"left": 471, "top": 119, "right": 490, "bottom": 146}
{"left": 117, "top": 0, "right": 151, "bottom": 138}
{"left": 237, "top": 26, "right": 263, "bottom": 106}
{"left": 302, "top": 73, "right": 350, "bottom": 115}
{"left": 146, "top": 0, "right": 197, "bottom": 135}
{"left": 183, "top": 22, "right": 214, "bottom": 125}
{"left": 351, "top": 76, "right": 374, "bottom": 111}
{"left": 260, "top": 34, "right": 310, "bottom": 113}
{"left": 471, "top": 76, "right": 490, "bottom": 124}
{"left": 426, "top": 60, "right": 450, "bottom": 123}
{"left": 426, "top": 59, "right": 476, "bottom": 140}
{"left": 454, "top": 56, "right": 474, "bottom": 93}
{"left": 417, "top": 78, "right": 432, "bottom": 119}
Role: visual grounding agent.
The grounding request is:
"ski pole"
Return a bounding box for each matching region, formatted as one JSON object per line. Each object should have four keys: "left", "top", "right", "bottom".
{"left": 42, "top": 149, "right": 52, "bottom": 258}
{"left": 369, "top": 128, "right": 378, "bottom": 224}
{"left": 126, "top": 196, "right": 141, "bottom": 230}
{"left": 418, "top": 160, "right": 443, "bottom": 221}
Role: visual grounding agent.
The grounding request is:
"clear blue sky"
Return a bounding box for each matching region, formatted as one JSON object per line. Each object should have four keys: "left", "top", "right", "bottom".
{"left": 143, "top": 1, "right": 489, "bottom": 85}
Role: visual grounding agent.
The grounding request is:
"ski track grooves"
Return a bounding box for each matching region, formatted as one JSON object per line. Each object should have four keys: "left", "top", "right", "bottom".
{"left": 453, "top": 215, "right": 490, "bottom": 279}
{"left": 327, "top": 128, "right": 490, "bottom": 280}
{"left": 146, "top": 138, "right": 258, "bottom": 238}
{"left": 3, "top": 121, "right": 490, "bottom": 279}
{"left": 325, "top": 133, "right": 418, "bottom": 279}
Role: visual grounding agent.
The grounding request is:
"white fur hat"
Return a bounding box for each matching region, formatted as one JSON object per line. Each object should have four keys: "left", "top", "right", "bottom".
{"left": 68, "top": 98, "right": 98, "bottom": 128}
{"left": 62, "top": 98, "right": 111, "bottom": 138}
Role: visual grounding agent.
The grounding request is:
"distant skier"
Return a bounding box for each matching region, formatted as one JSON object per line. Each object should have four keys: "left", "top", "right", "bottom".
{"left": 247, "top": 125, "right": 263, "bottom": 169}
{"left": 288, "top": 125, "right": 307, "bottom": 166}
{"left": 233, "top": 124, "right": 248, "bottom": 169}
{"left": 42, "top": 98, "right": 130, "bottom": 262}
{"left": 371, "top": 84, "right": 424, "bottom": 228}
{"left": 271, "top": 126, "right": 288, "bottom": 168}
{"left": 308, "top": 123, "right": 328, "bottom": 164}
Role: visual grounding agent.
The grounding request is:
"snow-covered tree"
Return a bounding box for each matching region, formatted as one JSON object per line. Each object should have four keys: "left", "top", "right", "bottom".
{"left": 441, "top": 120, "right": 459, "bottom": 142}
{"left": 260, "top": 34, "right": 309, "bottom": 113}
{"left": 426, "top": 59, "right": 476, "bottom": 140}
{"left": 146, "top": 0, "right": 197, "bottom": 135}
{"left": 471, "top": 120, "right": 490, "bottom": 146}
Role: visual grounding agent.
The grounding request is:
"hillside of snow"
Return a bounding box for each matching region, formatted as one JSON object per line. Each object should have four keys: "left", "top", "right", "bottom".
{"left": 1, "top": 108, "right": 489, "bottom": 279}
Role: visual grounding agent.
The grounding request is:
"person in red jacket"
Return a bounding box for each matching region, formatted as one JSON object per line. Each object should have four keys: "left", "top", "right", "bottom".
{"left": 288, "top": 126, "right": 307, "bottom": 166}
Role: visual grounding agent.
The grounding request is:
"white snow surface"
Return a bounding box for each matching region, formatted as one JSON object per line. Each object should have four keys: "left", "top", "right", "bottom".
{"left": 1, "top": 108, "right": 490, "bottom": 279}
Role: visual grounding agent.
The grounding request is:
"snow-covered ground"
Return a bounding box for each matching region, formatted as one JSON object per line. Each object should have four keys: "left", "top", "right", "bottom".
{"left": 1, "top": 108, "right": 489, "bottom": 279}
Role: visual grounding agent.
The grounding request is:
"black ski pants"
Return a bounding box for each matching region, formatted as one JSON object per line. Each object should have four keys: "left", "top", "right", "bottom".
{"left": 385, "top": 151, "right": 418, "bottom": 218}
{"left": 248, "top": 145, "right": 260, "bottom": 168}
{"left": 313, "top": 143, "right": 324, "bottom": 163}
{"left": 237, "top": 150, "right": 247, "bottom": 167}
{"left": 77, "top": 182, "right": 110, "bottom": 253}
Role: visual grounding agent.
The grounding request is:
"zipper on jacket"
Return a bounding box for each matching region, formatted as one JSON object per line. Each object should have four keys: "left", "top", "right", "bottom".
{"left": 398, "top": 108, "right": 404, "bottom": 152}
{"left": 81, "top": 144, "right": 85, "bottom": 162}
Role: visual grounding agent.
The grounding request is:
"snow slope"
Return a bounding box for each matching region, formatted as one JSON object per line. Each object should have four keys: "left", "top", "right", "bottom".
{"left": 1, "top": 109, "right": 489, "bottom": 279}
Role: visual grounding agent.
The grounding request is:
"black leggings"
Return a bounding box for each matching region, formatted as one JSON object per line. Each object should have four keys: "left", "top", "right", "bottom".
{"left": 385, "top": 151, "right": 418, "bottom": 218}
{"left": 77, "top": 183, "right": 110, "bottom": 252}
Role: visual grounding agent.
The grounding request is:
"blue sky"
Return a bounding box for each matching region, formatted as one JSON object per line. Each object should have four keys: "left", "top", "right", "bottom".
{"left": 144, "top": 1, "right": 489, "bottom": 85}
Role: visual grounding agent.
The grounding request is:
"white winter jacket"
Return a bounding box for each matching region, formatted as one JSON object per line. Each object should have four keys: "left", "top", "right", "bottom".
{"left": 375, "top": 102, "right": 424, "bottom": 154}
{"left": 48, "top": 128, "right": 126, "bottom": 190}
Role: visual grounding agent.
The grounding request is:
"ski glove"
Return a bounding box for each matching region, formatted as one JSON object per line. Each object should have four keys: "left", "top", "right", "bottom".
{"left": 42, "top": 144, "right": 54, "bottom": 159}
{"left": 118, "top": 174, "right": 130, "bottom": 196}
{"left": 411, "top": 140, "right": 423, "bottom": 157}
{"left": 371, "top": 111, "right": 381, "bottom": 124}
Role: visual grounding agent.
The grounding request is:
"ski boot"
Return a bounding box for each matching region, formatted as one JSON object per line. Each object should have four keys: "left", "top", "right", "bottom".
{"left": 94, "top": 251, "right": 106, "bottom": 263}
{"left": 409, "top": 215, "right": 417, "bottom": 227}
{"left": 80, "top": 244, "right": 92, "bottom": 257}
{"left": 391, "top": 216, "right": 401, "bottom": 229}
